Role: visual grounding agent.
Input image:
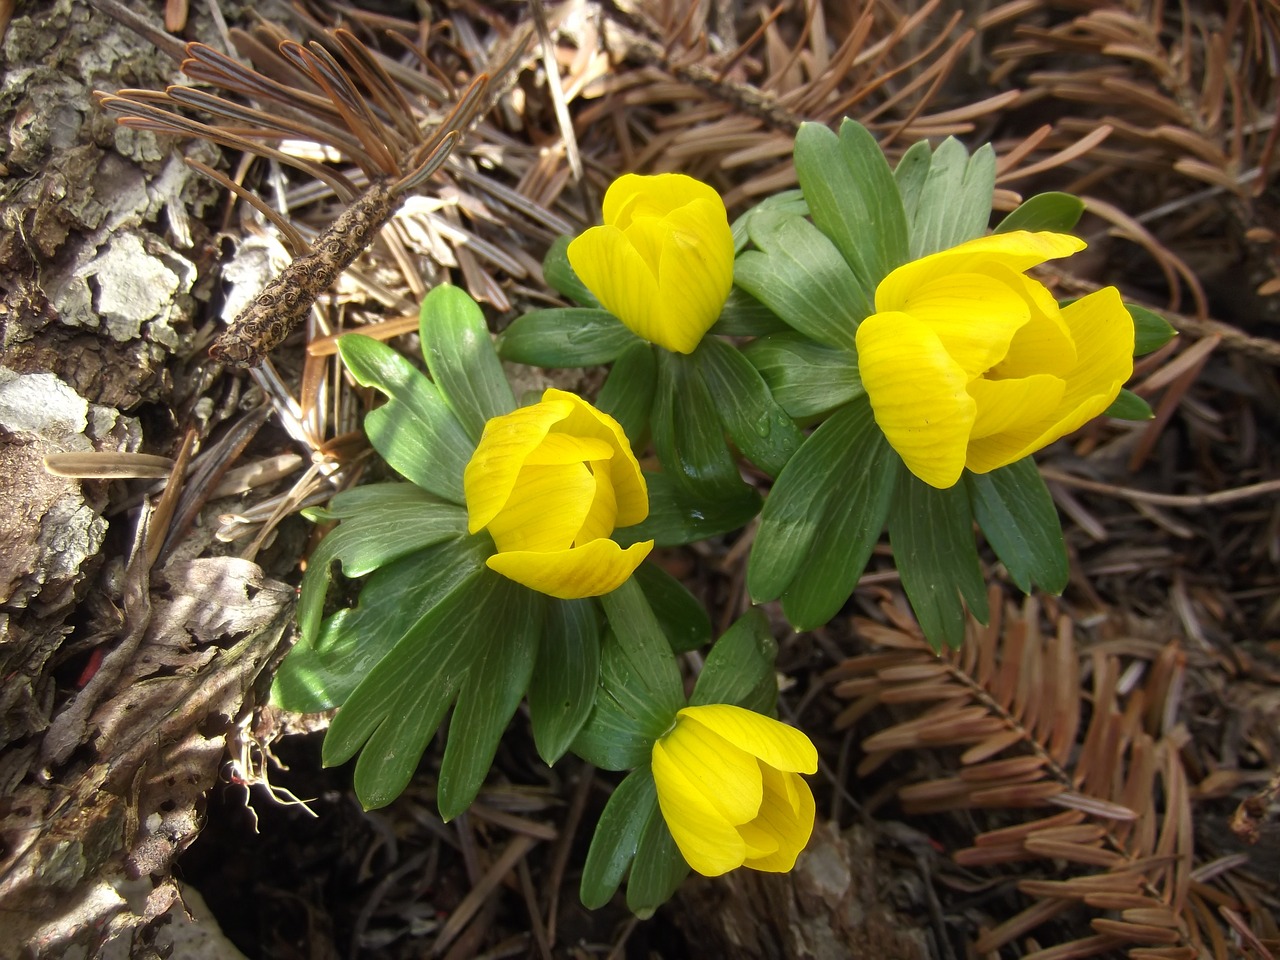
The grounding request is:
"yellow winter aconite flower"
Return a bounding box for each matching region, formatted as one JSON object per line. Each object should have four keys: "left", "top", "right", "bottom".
{"left": 567, "top": 173, "right": 734, "bottom": 354}
{"left": 652, "top": 704, "right": 817, "bottom": 877}
{"left": 464, "top": 388, "right": 653, "bottom": 599}
{"left": 855, "top": 231, "right": 1135, "bottom": 489}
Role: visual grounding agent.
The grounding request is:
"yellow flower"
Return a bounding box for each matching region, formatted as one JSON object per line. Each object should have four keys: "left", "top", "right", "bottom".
{"left": 855, "top": 231, "right": 1135, "bottom": 489}
{"left": 567, "top": 173, "right": 734, "bottom": 354}
{"left": 464, "top": 388, "right": 653, "bottom": 599}
{"left": 652, "top": 704, "right": 817, "bottom": 876}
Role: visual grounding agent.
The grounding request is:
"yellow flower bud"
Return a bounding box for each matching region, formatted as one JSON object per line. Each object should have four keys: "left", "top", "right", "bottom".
{"left": 652, "top": 704, "right": 817, "bottom": 876}
{"left": 855, "top": 231, "right": 1135, "bottom": 489}
{"left": 567, "top": 173, "right": 734, "bottom": 354}
{"left": 464, "top": 389, "right": 653, "bottom": 599}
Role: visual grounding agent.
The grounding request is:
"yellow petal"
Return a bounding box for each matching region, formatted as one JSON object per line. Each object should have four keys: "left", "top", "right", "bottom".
{"left": 968, "top": 374, "right": 1065, "bottom": 441}
{"left": 657, "top": 713, "right": 764, "bottom": 825}
{"left": 603, "top": 173, "right": 725, "bottom": 229}
{"left": 678, "top": 705, "right": 818, "bottom": 775}
{"left": 485, "top": 537, "right": 652, "bottom": 599}
{"left": 736, "top": 817, "right": 781, "bottom": 860}
{"left": 878, "top": 233, "right": 1085, "bottom": 309}
{"left": 464, "top": 399, "right": 575, "bottom": 532}
{"left": 575, "top": 460, "right": 616, "bottom": 545}
{"left": 856, "top": 311, "right": 976, "bottom": 489}
{"left": 522, "top": 433, "right": 615, "bottom": 465}
{"left": 881, "top": 271, "right": 1030, "bottom": 378}
{"left": 1057, "top": 286, "right": 1135, "bottom": 410}
{"left": 987, "top": 270, "right": 1076, "bottom": 379}
{"left": 966, "top": 287, "right": 1133, "bottom": 473}
{"left": 741, "top": 767, "right": 815, "bottom": 873}
{"left": 567, "top": 224, "right": 661, "bottom": 339}
{"left": 483, "top": 462, "right": 592, "bottom": 553}
{"left": 543, "top": 389, "right": 648, "bottom": 527}
{"left": 645, "top": 198, "right": 734, "bottom": 354}
{"left": 652, "top": 741, "right": 748, "bottom": 876}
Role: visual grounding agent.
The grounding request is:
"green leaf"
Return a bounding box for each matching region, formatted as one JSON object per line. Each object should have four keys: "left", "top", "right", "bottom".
{"left": 436, "top": 582, "right": 543, "bottom": 820}
{"left": 697, "top": 337, "right": 803, "bottom": 477}
{"left": 322, "top": 567, "right": 508, "bottom": 809}
{"left": 573, "top": 609, "right": 683, "bottom": 771}
{"left": 633, "top": 560, "right": 711, "bottom": 654}
{"left": 749, "top": 400, "right": 889, "bottom": 605}
{"left": 888, "top": 472, "right": 990, "bottom": 652}
{"left": 627, "top": 803, "right": 689, "bottom": 917}
{"left": 571, "top": 579, "right": 682, "bottom": 768}
{"left": 571, "top": 669, "right": 654, "bottom": 770}
{"left": 1128, "top": 302, "right": 1177, "bottom": 355}
{"left": 778, "top": 404, "right": 899, "bottom": 630}
{"left": 650, "top": 349, "right": 750, "bottom": 500}
{"left": 598, "top": 578, "right": 685, "bottom": 732}
{"left": 273, "top": 534, "right": 492, "bottom": 713}
{"left": 304, "top": 481, "right": 451, "bottom": 522}
{"left": 338, "top": 334, "right": 473, "bottom": 502}
{"left": 419, "top": 285, "right": 514, "bottom": 442}
{"left": 498, "top": 307, "right": 638, "bottom": 367}
{"left": 543, "top": 234, "right": 600, "bottom": 306}
{"left": 690, "top": 609, "right": 777, "bottom": 713}
{"left": 742, "top": 334, "right": 861, "bottom": 419}
{"left": 994, "top": 192, "right": 1086, "bottom": 234}
{"left": 793, "top": 120, "right": 909, "bottom": 294}
{"left": 1104, "top": 387, "right": 1155, "bottom": 419}
{"left": 296, "top": 493, "right": 469, "bottom": 644}
{"left": 731, "top": 188, "right": 808, "bottom": 253}
{"left": 709, "top": 287, "right": 791, "bottom": 337}
{"left": 898, "top": 138, "right": 997, "bottom": 257}
{"left": 528, "top": 598, "right": 601, "bottom": 765}
{"left": 596, "top": 341, "right": 657, "bottom": 444}
{"left": 892, "top": 139, "right": 932, "bottom": 227}
{"left": 615, "top": 472, "right": 761, "bottom": 548}
{"left": 734, "top": 210, "right": 868, "bottom": 348}
{"left": 966, "top": 458, "right": 1069, "bottom": 596}
{"left": 580, "top": 767, "right": 657, "bottom": 909}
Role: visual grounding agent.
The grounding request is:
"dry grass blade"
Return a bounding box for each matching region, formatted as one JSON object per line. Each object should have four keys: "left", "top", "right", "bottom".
{"left": 833, "top": 587, "right": 1267, "bottom": 956}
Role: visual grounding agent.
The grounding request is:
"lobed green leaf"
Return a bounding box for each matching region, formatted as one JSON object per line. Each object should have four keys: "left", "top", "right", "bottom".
{"left": 650, "top": 349, "right": 750, "bottom": 501}
{"left": 778, "top": 403, "right": 899, "bottom": 630}
{"left": 690, "top": 609, "right": 777, "bottom": 713}
{"left": 633, "top": 561, "right": 712, "bottom": 654}
{"left": 614, "top": 472, "right": 761, "bottom": 548}
{"left": 966, "top": 458, "right": 1069, "bottom": 596}
{"left": 498, "top": 307, "right": 638, "bottom": 367}
{"left": 627, "top": 804, "right": 689, "bottom": 918}
{"left": 596, "top": 341, "right": 657, "bottom": 445}
{"left": 338, "top": 334, "right": 473, "bottom": 502}
{"left": 1104, "top": 387, "right": 1155, "bottom": 420}
{"left": 734, "top": 210, "right": 868, "bottom": 347}
{"left": 579, "top": 767, "right": 657, "bottom": 909}
{"left": 888, "top": 472, "right": 990, "bottom": 651}
{"left": 273, "top": 535, "right": 491, "bottom": 714}
{"left": 793, "top": 120, "right": 909, "bottom": 295}
{"left": 419, "top": 284, "right": 514, "bottom": 442}
{"left": 697, "top": 337, "right": 803, "bottom": 478}
{"left": 436, "top": 582, "right": 543, "bottom": 820}
{"left": 750, "top": 399, "right": 888, "bottom": 605}
{"left": 295, "top": 494, "right": 469, "bottom": 644}
{"left": 528, "top": 598, "right": 602, "bottom": 765}
{"left": 994, "top": 192, "right": 1086, "bottom": 234}
{"left": 1128, "top": 302, "right": 1177, "bottom": 355}
{"left": 731, "top": 188, "right": 809, "bottom": 253}
{"left": 708, "top": 287, "right": 791, "bottom": 338}
{"left": 896, "top": 137, "right": 997, "bottom": 257}
{"left": 742, "top": 334, "right": 861, "bottom": 419}
{"left": 543, "top": 234, "right": 600, "bottom": 306}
